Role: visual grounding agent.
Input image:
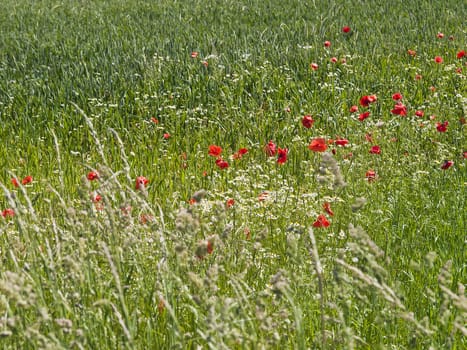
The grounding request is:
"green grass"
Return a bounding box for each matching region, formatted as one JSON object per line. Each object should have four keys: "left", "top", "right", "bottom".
{"left": 0, "top": 0, "right": 466, "bottom": 348}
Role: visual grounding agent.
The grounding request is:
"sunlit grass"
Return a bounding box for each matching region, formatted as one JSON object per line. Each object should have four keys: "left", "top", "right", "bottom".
{"left": 0, "top": 0, "right": 466, "bottom": 348}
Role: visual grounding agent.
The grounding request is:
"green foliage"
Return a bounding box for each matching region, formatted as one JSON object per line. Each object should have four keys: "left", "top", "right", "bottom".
{"left": 0, "top": 0, "right": 466, "bottom": 348}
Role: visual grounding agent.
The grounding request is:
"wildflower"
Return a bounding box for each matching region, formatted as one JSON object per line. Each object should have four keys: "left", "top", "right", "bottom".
{"left": 434, "top": 56, "right": 443, "bottom": 64}
{"left": 258, "top": 192, "right": 269, "bottom": 201}
{"left": 21, "top": 176, "right": 33, "bottom": 185}
{"left": 301, "top": 115, "right": 315, "bottom": 128}
{"left": 264, "top": 141, "right": 277, "bottom": 156}
{"left": 135, "top": 176, "right": 149, "bottom": 190}
{"left": 151, "top": 117, "right": 159, "bottom": 124}
{"left": 277, "top": 147, "right": 288, "bottom": 164}
{"left": 436, "top": 121, "right": 448, "bottom": 132}
{"left": 323, "top": 202, "right": 334, "bottom": 216}
{"left": 457, "top": 50, "right": 466, "bottom": 59}
{"left": 437, "top": 32, "right": 444, "bottom": 39}
{"left": 349, "top": 105, "right": 358, "bottom": 113}
{"left": 365, "top": 170, "right": 376, "bottom": 181}
{"left": 191, "top": 51, "right": 198, "bottom": 58}
{"left": 342, "top": 26, "right": 351, "bottom": 33}
{"left": 407, "top": 49, "right": 416, "bottom": 56}
{"left": 359, "top": 94, "right": 377, "bottom": 107}
{"left": 308, "top": 138, "right": 327, "bottom": 152}
{"left": 11, "top": 178, "right": 19, "bottom": 188}
{"left": 1, "top": 208, "right": 14, "bottom": 218}
{"left": 391, "top": 102, "right": 407, "bottom": 116}
{"left": 202, "top": 60, "right": 208, "bottom": 67}
{"left": 215, "top": 159, "right": 229, "bottom": 169}
{"left": 87, "top": 171, "right": 99, "bottom": 181}
{"left": 441, "top": 160, "right": 454, "bottom": 170}
{"left": 324, "top": 41, "right": 331, "bottom": 47}
{"left": 392, "top": 92, "right": 403, "bottom": 100}
{"left": 415, "top": 110, "right": 424, "bottom": 117}
{"left": 330, "top": 57, "right": 338, "bottom": 63}
{"left": 334, "top": 138, "right": 349, "bottom": 147}
{"left": 358, "top": 111, "right": 371, "bottom": 121}
{"left": 463, "top": 151, "right": 467, "bottom": 159}
{"left": 233, "top": 148, "right": 248, "bottom": 159}
{"left": 226, "top": 198, "right": 235, "bottom": 208}
{"left": 163, "top": 133, "right": 170, "bottom": 139}
{"left": 312, "top": 214, "right": 330, "bottom": 228}
{"left": 310, "top": 63, "right": 319, "bottom": 71}
{"left": 91, "top": 192, "right": 102, "bottom": 203}
{"left": 208, "top": 145, "right": 222, "bottom": 157}
{"left": 415, "top": 74, "right": 422, "bottom": 80}
{"left": 369, "top": 145, "right": 381, "bottom": 154}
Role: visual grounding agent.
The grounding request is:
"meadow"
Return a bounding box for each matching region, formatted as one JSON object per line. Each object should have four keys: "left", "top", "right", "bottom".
{"left": 0, "top": 0, "right": 466, "bottom": 348}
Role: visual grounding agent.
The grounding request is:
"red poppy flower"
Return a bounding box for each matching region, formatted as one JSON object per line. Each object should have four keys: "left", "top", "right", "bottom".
{"left": 264, "top": 141, "right": 277, "bottom": 156}
{"left": 202, "top": 61, "right": 208, "bottom": 67}
{"left": 434, "top": 56, "right": 443, "bottom": 64}
{"left": 391, "top": 102, "right": 407, "bottom": 116}
{"left": 457, "top": 50, "right": 466, "bottom": 59}
{"left": 334, "top": 138, "right": 349, "bottom": 147}
{"left": 310, "top": 63, "right": 319, "bottom": 71}
{"left": 324, "top": 41, "right": 331, "bottom": 47}
{"left": 151, "top": 117, "right": 159, "bottom": 124}
{"left": 215, "top": 159, "right": 229, "bottom": 169}
{"left": 365, "top": 170, "right": 376, "bottom": 181}
{"left": 191, "top": 51, "right": 199, "bottom": 58}
{"left": 1, "top": 208, "right": 15, "bottom": 218}
{"left": 207, "top": 240, "right": 214, "bottom": 254}
{"left": 369, "top": 145, "right": 381, "bottom": 154}
{"left": 330, "top": 57, "right": 338, "bottom": 63}
{"left": 91, "top": 193, "right": 102, "bottom": 203}
{"left": 392, "top": 92, "right": 403, "bottom": 100}
{"left": 441, "top": 160, "right": 454, "bottom": 170}
{"left": 463, "top": 151, "right": 467, "bottom": 159}
{"left": 323, "top": 202, "right": 334, "bottom": 217}
{"left": 208, "top": 145, "right": 223, "bottom": 157}
{"left": 163, "top": 133, "right": 170, "bottom": 139}
{"left": 233, "top": 147, "right": 248, "bottom": 159}
{"left": 87, "top": 171, "right": 99, "bottom": 181}
{"left": 301, "top": 115, "right": 315, "bottom": 128}
{"left": 135, "top": 176, "right": 149, "bottom": 190}
{"left": 415, "top": 110, "right": 424, "bottom": 117}
{"left": 437, "top": 32, "right": 444, "bottom": 39}
{"left": 308, "top": 138, "right": 327, "bottom": 152}
{"left": 277, "top": 147, "right": 288, "bottom": 164}
{"left": 358, "top": 111, "right": 371, "bottom": 121}
{"left": 436, "top": 121, "right": 448, "bottom": 132}
{"left": 21, "top": 176, "right": 32, "bottom": 185}
{"left": 11, "top": 178, "right": 19, "bottom": 188}
{"left": 226, "top": 198, "right": 235, "bottom": 208}
{"left": 359, "top": 95, "right": 377, "bottom": 107}
{"left": 342, "top": 26, "right": 351, "bottom": 33}
{"left": 407, "top": 50, "right": 416, "bottom": 56}
{"left": 415, "top": 74, "right": 422, "bottom": 80}
{"left": 312, "top": 214, "right": 330, "bottom": 228}
{"left": 349, "top": 105, "right": 358, "bottom": 113}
